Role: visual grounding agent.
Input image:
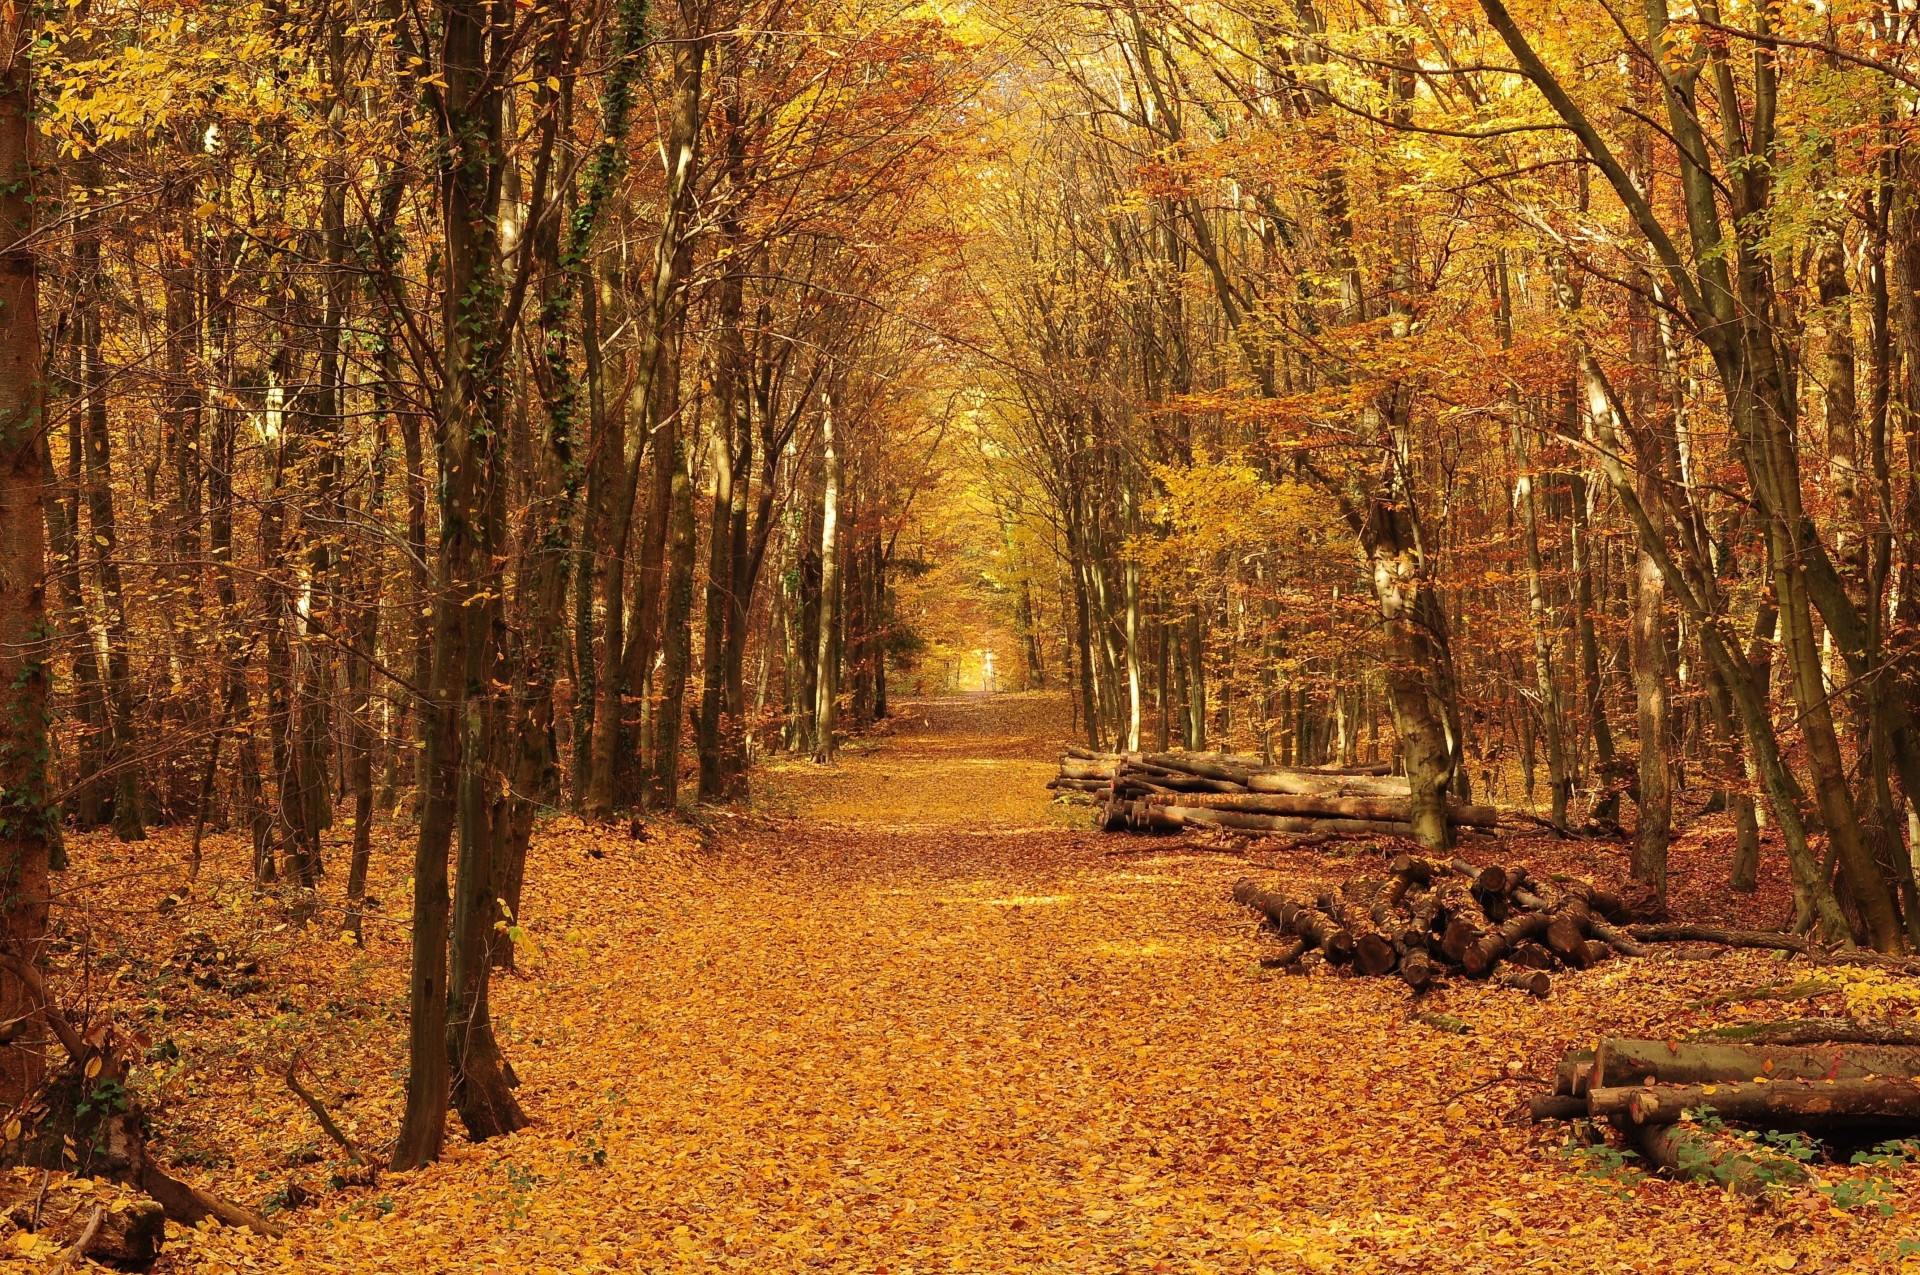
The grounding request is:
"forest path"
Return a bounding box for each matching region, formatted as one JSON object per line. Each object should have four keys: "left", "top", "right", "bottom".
{"left": 206, "top": 694, "right": 1832, "bottom": 1272}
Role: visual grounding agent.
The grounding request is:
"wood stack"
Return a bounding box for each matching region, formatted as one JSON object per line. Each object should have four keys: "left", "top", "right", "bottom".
{"left": 1530, "top": 1029, "right": 1920, "bottom": 1193}
{"left": 1233, "top": 856, "right": 1646, "bottom": 995}
{"left": 1049, "top": 747, "right": 1499, "bottom": 839}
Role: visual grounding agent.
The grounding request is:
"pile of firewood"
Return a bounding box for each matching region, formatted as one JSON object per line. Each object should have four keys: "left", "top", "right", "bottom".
{"left": 1530, "top": 1026, "right": 1920, "bottom": 1193}
{"left": 1049, "top": 747, "right": 1499, "bottom": 839}
{"left": 1232, "top": 855, "right": 1652, "bottom": 995}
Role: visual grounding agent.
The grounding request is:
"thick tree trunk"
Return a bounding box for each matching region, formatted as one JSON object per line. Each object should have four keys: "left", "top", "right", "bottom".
{"left": 0, "top": 20, "right": 51, "bottom": 1111}
{"left": 394, "top": 0, "right": 514, "bottom": 1167}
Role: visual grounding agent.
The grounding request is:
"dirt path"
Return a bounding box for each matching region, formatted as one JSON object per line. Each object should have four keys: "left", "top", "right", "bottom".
{"left": 188, "top": 694, "right": 1906, "bottom": 1272}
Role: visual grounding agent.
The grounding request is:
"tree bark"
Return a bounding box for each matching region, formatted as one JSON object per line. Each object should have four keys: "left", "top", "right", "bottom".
{"left": 0, "top": 12, "right": 51, "bottom": 1111}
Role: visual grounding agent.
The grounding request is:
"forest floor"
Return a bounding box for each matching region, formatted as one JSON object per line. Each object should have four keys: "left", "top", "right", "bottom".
{"left": 23, "top": 693, "right": 1920, "bottom": 1272}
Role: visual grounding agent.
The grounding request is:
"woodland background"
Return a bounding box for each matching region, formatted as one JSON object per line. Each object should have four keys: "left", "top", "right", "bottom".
{"left": 3, "top": 0, "right": 1920, "bottom": 1238}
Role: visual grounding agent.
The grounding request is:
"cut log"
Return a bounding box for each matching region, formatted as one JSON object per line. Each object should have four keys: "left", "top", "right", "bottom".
{"left": 1116, "top": 765, "right": 1246, "bottom": 794}
{"left": 1693, "top": 1018, "right": 1920, "bottom": 1048}
{"left": 1164, "top": 806, "right": 1419, "bottom": 838}
{"left": 1441, "top": 914, "right": 1482, "bottom": 963}
{"left": 1592, "top": 1039, "right": 1920, "bottom": 1091}
{"left": 1544, "top": 905, "right": 1593, "bottom": 968}
{"left": 1587, "top": 1077, "right": 1920, "bottom": 1129}
{"left": 1246, "top": 772, "right": 1412, "bottom": 798}
{"left": 1231, "top": 881, "right": 1352, "bottom": 962}
{"left": 1586, "top": 916, "right": 1647, "bottom": 957}
{"left": 1387, "top": 854, "right": 1472, "bottom": 885}
{"left": 1627, "top": 924, "right": 1814, "bottom": 953}
{"left": 1139, "top": 752, "right": 1252, "bottom": 785}
{"left": 1499, "top": 968, "right": 1551, "bottom": 997}
{"left": 1527, "top": 1093, "right": 1589, "bottom": 1120}
{"left": 1396, "top": 943, "right": 1436, "bottom": 992}
{"left": 1559, "top": 881, "right": 1628, "bottom": 923}
{"left": 1507, "top": 942, "right": 1555, "bottom": 970}
{"left": 1474, "top": 864, "right": 1513, "bottom": 895}
{"left": 1142, "top": 791, "right": 1496, "bottom": 827}
{"left": 1328, "top": 880, "right": 1396, "bottom": 976}
{"left": 1461, "top": 911, "right": 1553, "bottom": 977}
{"left": 1613, "top": 1118, "right": 1811, "bottom": 1196}
{"left": 1613, "top": 880, "right": 1670, "bottom": 923}
{"left": 1554, "top": 1049, "right": 1596, "bottom": 1096}
{"left": 1258, "top": 937, "right": 1307, "bottom": 968}
{"left": 1059, "top": 761, "right": 1115, "bottom": 781}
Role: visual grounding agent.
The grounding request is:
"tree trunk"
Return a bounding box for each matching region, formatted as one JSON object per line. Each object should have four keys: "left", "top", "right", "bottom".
{"left": 813, "top": 390, "right": 842, "bottom": 762}
{"left": 584, "top": 34, "right": 704, "bottom": 818}
{"left": 0, "top": 14, "right": 51, "bottom": 1110}
{"left": 1630, "top": 541, "right": 1672, "bottom": 894}
{"left": 75, "top": 159, "right": 142, "bottom": 843}
{"left": 394, "top": 0, "right": 516, "bottom": 1167}
{"left": 646, "top": 353, "right": 698, "bottom": 809}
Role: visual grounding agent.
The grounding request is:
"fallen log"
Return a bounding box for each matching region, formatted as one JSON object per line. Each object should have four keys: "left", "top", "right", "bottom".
{"left": 1164, "top": 806, "right": 1419, "bottom": 838}
{"left": 1385, "top": 854, "right": 1459, "bottom": 886}
{"left": 1118, "top": 768, "right": 1246, "bottom": 794}
{"left": 1462, "top": 911, "right": 1553, "bottom": 977}
{"left": 1499, "top": 968, "right": 1551, "bottom": 997}
{"left": 1544, "top": 905, "right": 1594, "bottom": 968}
{"left": 1231, "top": 880, "right": 1353, "bottom": 962}
{"left": 1247, "top": 772, "right": 1412, "bottom": 798}
{"left": 1592, "top": 1039, "right": 1920, "bottom": 1091}
{"left": 1554, "top": 1049, "right": 1596, "bottom": 1096}
{"left": 1139, "top": 752, "right": 1252, "bottom": 785}
{"left": 1528, "top": 1093, "right": 1589, "bottom": 1120}
{"left": 1614, "top": 1118, "right": 1811, "bottom": 1196}
{"left": 1059, "top": 760, "right": 1115, "bottom": 781}
{"left": 1559, "top": 882, "right": 1628, "bottom": 923}
{"left": 1326, "top": 880, "right": 1397, "bottom": 976}
{"left": 1396, "top": 945, "right": 1436, "bottom": 992}
{"left": 1311, "top": 761, "right": 1395, "bottom": 776}
{"left": 1588, "top": 1077, "right": 1920, "bottom": 1129}
{"left": 1508, "top": 941, "right": 1556, "bottom": 970}
{"left": 1627, "top": 924, "right": 1815, "bottom": 952}
{"left": 1693, "top": 1018, "right": 1920, "bottom": 1048}
{"left": 1143, "top": 790, "right": 1497, "bottom": 828}
{"left": 1586, "top": 916, "right": 1647, "bottom": 957}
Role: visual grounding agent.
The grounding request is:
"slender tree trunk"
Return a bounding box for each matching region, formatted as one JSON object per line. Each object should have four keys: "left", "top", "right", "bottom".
{"left": 75, "top": 160, "right": 143, "bottom": 842}
{"left": 697, "top": 252, "right": 744, "bottom": 801}
{"left": 585, "top": 33, "right": 704, "bottom": 818}
{"left": 646, "top": 353, "right": 698, "bottom": 808}
{"left": 1631, "top": 540, "right": 1673, "bottom": 893}
{"left": 813, "top": 391, "right": 842, "bottom": 762}
{"left": 395, "top": 0, "right": 520, "bottom": 1166}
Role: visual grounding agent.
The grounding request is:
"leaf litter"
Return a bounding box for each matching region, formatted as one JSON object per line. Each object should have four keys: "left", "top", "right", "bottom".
{"left": 19, "top": 692, "right": 1920, "bottom": 1272}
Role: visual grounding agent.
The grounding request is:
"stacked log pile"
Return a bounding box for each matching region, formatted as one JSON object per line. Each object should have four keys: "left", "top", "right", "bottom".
{"left": 1049, "top": 747, "right": 1499, "bottom": 839}
{"left": 1232, "top": 855, "right": 1647, "bottom": 995}
{"left": 1530, "top": 1032, "right": 1920, "bottom": 1193}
